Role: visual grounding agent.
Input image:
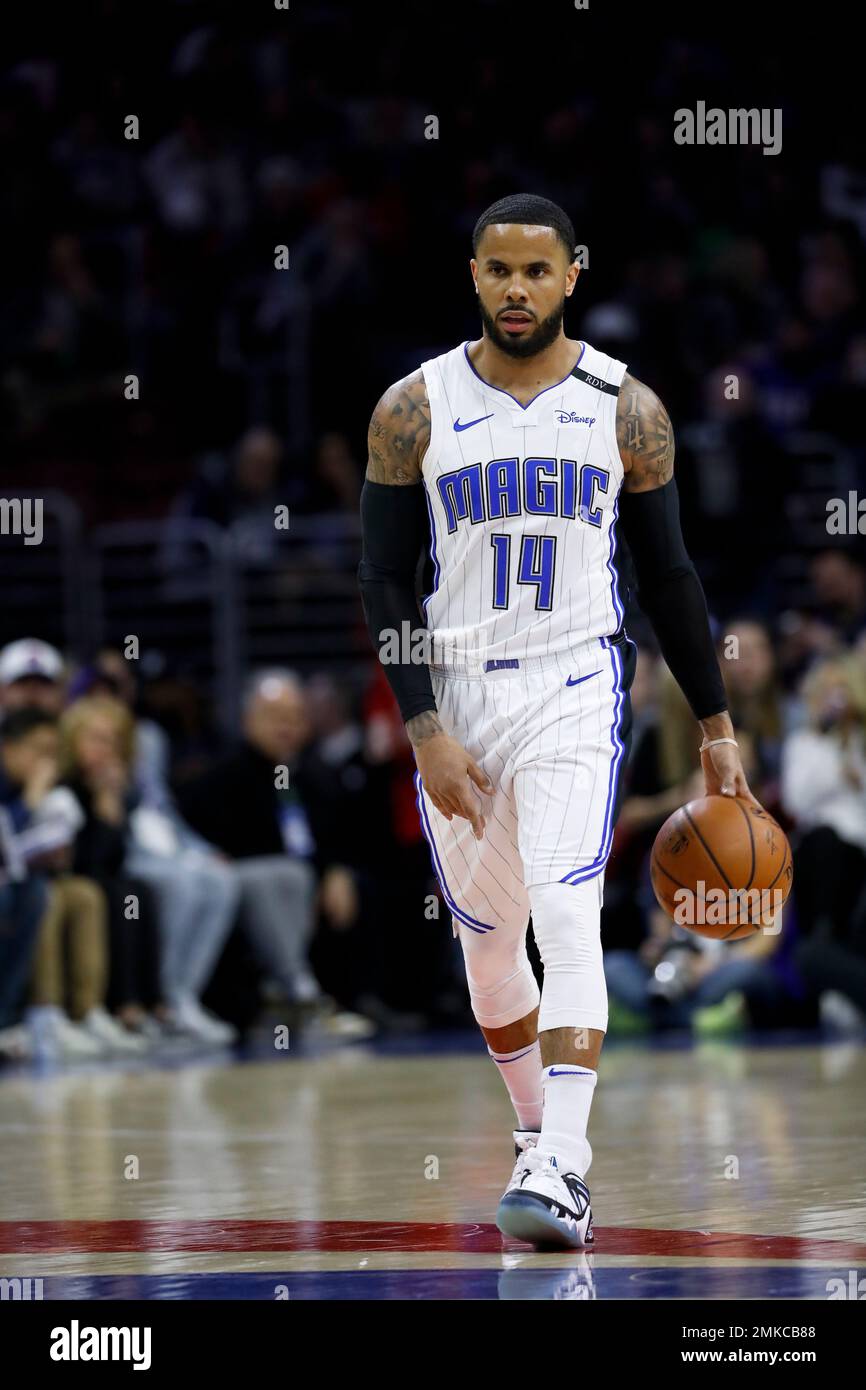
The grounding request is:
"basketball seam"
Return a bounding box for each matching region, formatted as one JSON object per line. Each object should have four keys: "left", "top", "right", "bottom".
{"left": 720, "top": 914, "right": 756, "bottom": 940}
{"left": 767, "top": 841, "right": 790, "bottom": 892}
{"left": 682, "top": 805, "right": 734, "bottom": 892}
{"left": 650, "top": 852, "right": 690, "bottom": 893}
{"left": 735, "top": 800, "right": 756, "bottom": 889}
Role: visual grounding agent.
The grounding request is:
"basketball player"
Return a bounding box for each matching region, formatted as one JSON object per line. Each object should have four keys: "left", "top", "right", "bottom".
{"left": 358, "top": 193, "right": 757, "bottom": 1249}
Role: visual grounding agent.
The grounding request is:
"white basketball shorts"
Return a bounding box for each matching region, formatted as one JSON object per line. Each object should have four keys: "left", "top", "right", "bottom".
{"left": 414, "top": 629, "right": 637, "bottom": 937}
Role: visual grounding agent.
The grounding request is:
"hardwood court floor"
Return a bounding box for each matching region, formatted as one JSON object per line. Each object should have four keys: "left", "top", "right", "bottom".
{"left": 1, "top": 1035, "right": 865, "bottom": 1299}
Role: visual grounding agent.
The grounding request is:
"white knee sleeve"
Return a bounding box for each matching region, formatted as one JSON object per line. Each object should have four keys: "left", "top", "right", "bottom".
{"left": 530, "top": 878, "right": 607, "bottom": 1034}
{"left": 459, "top": 925, "right": 540, "bottom": 1029}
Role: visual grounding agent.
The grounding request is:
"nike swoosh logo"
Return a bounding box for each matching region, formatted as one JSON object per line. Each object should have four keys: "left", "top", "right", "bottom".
{"left": 548, "top": 1068, "right": 595, "bottom": 1077}
{"left": 453, "top": 413, "right": 494, "bottom": 432}
{"left": 565, "top": 671, "right": 601, "bottom": 687}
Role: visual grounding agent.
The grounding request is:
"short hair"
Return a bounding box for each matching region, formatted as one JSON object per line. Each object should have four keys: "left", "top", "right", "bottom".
{"left": 1, "top": 708, "right": 57, "bottom": 743}
{"left": 472, "top": 194, "right": 576, "bottom": 261}
{"left": 242, "top": 668, "right": 303, "bottom": 711}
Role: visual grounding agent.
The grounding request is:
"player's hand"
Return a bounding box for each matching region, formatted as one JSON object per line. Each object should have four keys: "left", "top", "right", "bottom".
{"left": 700, "top": 743, "right": 761, "bottom": 810}
{"left": 414, "top": 732, "right": 493, "bottom": 839}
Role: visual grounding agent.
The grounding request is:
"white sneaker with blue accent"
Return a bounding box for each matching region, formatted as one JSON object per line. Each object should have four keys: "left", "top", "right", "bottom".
{"left": 503, "top": 1129, "right": 541, "bottom": 1199}
{"left": 496, "top": 1147, "right": 594, "bottom": 1250}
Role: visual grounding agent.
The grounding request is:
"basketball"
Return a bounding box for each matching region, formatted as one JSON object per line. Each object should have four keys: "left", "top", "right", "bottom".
{"left": 651, "top": 796, "right": 793, "bottom": 939}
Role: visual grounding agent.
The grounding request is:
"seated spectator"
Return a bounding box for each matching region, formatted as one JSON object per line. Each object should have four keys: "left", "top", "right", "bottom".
{"left": 809, "top": 550, "right": 866, "bottom": 646}
{"left": 298, "top": 672, "right": 431, "bottom": 1030}
{"left": 178, "top": 670, "right": 323, "bottom": 1005}
{"left": 162, "top": 426, "right": 288, "bottom": 590}
{"left": 781, "top": 651, "right": 866, "bottom": 1023}
{"left": 718, "top": 618, "right": 788, "bottom": 808}
{"left": 0, "top": 718, "right": 50, "bottom": 1059}
{"left": 0, "top": 639, "right": 66, "bottom": 719}
{"left": 59, "top": 695, "right": 238, "bottom": 1046}
{"left": 0, "top": 708, "right": 143, "bottom": 1059}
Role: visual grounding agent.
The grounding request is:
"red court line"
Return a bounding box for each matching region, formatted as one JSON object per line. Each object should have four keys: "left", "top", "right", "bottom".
{"left": 1, "top": 1220, "right": 865, "bottom": 1261}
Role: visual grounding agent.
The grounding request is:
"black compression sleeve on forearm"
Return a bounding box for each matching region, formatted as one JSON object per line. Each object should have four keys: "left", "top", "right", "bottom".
{"left": 617, "top": 478, "right": 727, "bottom": 720}
{"left": 357, "top": 479, "right": 437, "bottom": 723}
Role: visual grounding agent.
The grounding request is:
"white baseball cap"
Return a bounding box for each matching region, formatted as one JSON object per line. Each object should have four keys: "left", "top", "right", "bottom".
{"left": 0, "top": 638, "right": 64, "bottom": 686}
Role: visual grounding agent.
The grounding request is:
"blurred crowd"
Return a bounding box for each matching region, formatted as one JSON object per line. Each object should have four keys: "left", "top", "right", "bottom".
{"left": 0, "top": 544, "right": 864, "bottom": 1063}
{"left": 1, "top": 8, "right": 865, "bottom": 1058}
{"left": 0, "top": 633, "right": 465, "bottom": 1063}
{"left": 2, "top": 11, "right": 864, "bottom": 622}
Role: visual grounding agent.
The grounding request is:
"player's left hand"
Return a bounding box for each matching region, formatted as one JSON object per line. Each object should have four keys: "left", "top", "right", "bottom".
{"left": 700, "top": 743, "right": 761, "bottom": 810}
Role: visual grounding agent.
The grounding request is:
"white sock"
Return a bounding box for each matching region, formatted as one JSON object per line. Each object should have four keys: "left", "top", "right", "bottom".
{"left": 540, "top": 1064, "right": 597, "bottom": 1174}
{"left": 488, "top": 1041, "right": 543, "bottom": 1131}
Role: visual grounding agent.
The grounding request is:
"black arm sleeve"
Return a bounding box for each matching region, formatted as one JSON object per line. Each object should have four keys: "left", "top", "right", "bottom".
{"left": 357, "top": 479, "right": 437, "bottom": 723}
{"left": 617, "top": 478, "right": 727, "bottom": 721}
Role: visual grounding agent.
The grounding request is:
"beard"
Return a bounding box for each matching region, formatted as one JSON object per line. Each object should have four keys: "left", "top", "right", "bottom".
{"left": 478, "top": 297, "right": 566, "bottom": 359}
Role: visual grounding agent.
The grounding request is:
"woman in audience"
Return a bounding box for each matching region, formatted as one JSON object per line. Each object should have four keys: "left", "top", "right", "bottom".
{"left": 60, "top": 696, "right": 238, "bottom": 1046}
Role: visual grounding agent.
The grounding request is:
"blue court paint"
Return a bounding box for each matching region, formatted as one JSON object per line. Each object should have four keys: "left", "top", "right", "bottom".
{"left": 34, "top": 1264, "right": 842, "bottom": 1301}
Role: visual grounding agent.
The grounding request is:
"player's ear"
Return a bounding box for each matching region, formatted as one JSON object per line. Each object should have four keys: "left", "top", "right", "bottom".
{"left": 469, "top": 258, "right": 479, "bottom": 293}
{"left": 565, "top": 261, "right": 580, "bottom": 296}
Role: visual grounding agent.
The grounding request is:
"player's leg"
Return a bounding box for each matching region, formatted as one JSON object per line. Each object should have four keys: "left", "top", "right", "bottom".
{"left": 497, "top": 634, "right": 636, "bottom": 1247}
{"left": 415, "top": 670, "right": 544, "bottom": 1135}
{"left": 417, "top": 770, "right": 542, "bottom": 1127}
{"left": 494, "top": 876, "right": 603, "bottom": 1248}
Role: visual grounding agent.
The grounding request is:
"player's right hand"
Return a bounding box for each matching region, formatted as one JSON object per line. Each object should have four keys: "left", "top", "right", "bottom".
{"left": 414, "top": 733, "right": 494, "bottom": 840}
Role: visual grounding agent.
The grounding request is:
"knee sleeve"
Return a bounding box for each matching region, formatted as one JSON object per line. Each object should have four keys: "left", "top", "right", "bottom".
{"left": 530, "top": 878, "right": 607, "bottom": 1034}
{"left": 459, "top": 923, "right": 539, "bottom": 1029}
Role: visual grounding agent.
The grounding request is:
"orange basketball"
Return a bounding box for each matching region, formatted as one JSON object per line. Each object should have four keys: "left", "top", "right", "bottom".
{"left": 650, "top": 796, "right": 793, "bottom": 940}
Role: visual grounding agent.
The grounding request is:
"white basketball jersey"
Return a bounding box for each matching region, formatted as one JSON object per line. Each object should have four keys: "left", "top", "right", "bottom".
{"left": 419, "top": 339, "right": 628, "bottom": 663}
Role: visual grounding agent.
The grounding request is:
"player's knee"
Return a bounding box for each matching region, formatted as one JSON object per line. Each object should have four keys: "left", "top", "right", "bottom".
{"left": 528, "top": 879, "right": 603, "bottom": 971}
{"left": 460, "top": 932, "right": 539, "bottom": 1028}
{"left": 529, "top": 880, "right": 608, "bottom": 1033}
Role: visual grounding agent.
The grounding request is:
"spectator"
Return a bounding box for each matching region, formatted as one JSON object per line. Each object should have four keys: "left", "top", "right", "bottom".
{"left": 178, "top": 670, "right": 323, "bottom": 1005}
{"left": 59, "top": 695, "right": 238, "bottom": 1045}
{"left": 809, "top": 551, "right": 866, "bottom": 646}
{"left": 0, "top": 714, "right": 50, "bottom": 1060}
{"left": 166, "top": 426, "right": 286, "bottom": 565}
{"left": 782, "top": 651, "right": 866, "bottom": 1023}
{"left": 0, "top": 708, "right": 142, "bottom": 1059}
{"left": 0, "top": 639, "right": 66, "bottom": 718}
{"left": 298, "top": 672, "right": 429, "bottom": 1028}
{"left": 718, "top": 618, "right": 789, "bottom": 810}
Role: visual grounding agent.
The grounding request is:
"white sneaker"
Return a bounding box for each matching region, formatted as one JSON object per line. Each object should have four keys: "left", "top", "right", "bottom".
{"left": 168, "top": 995, "right": 238, "bottom": 1046}
{"left": 81, "top": 1007, "right": 150, "bottom": 1054}
{"left": 27, "top": 1006, "right": 106, "bottom": 1061}
{"left": 503, "top": 1130, "right": 541, "bottom": 1197}
{"left": 497, "top": 1147, "right": 594, "bottom": 1250}
{"left": 503, "top": 1130, "right": 591, "bottom": 1198}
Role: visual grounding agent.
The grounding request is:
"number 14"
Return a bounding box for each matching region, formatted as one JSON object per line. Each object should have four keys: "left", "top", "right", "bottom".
{"left": 490, "top": 533, "right": 557, "bottom": 612}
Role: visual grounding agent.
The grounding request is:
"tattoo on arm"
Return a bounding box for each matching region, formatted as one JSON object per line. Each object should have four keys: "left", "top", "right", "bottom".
{"left": 617, "top": 372, "right": 675, "bottom": 491}
{"left": 406, "top": 711, "right": 444, "bottom": 747}
{"left": 365, "top": 369, "right": 431, "bottom": 485}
